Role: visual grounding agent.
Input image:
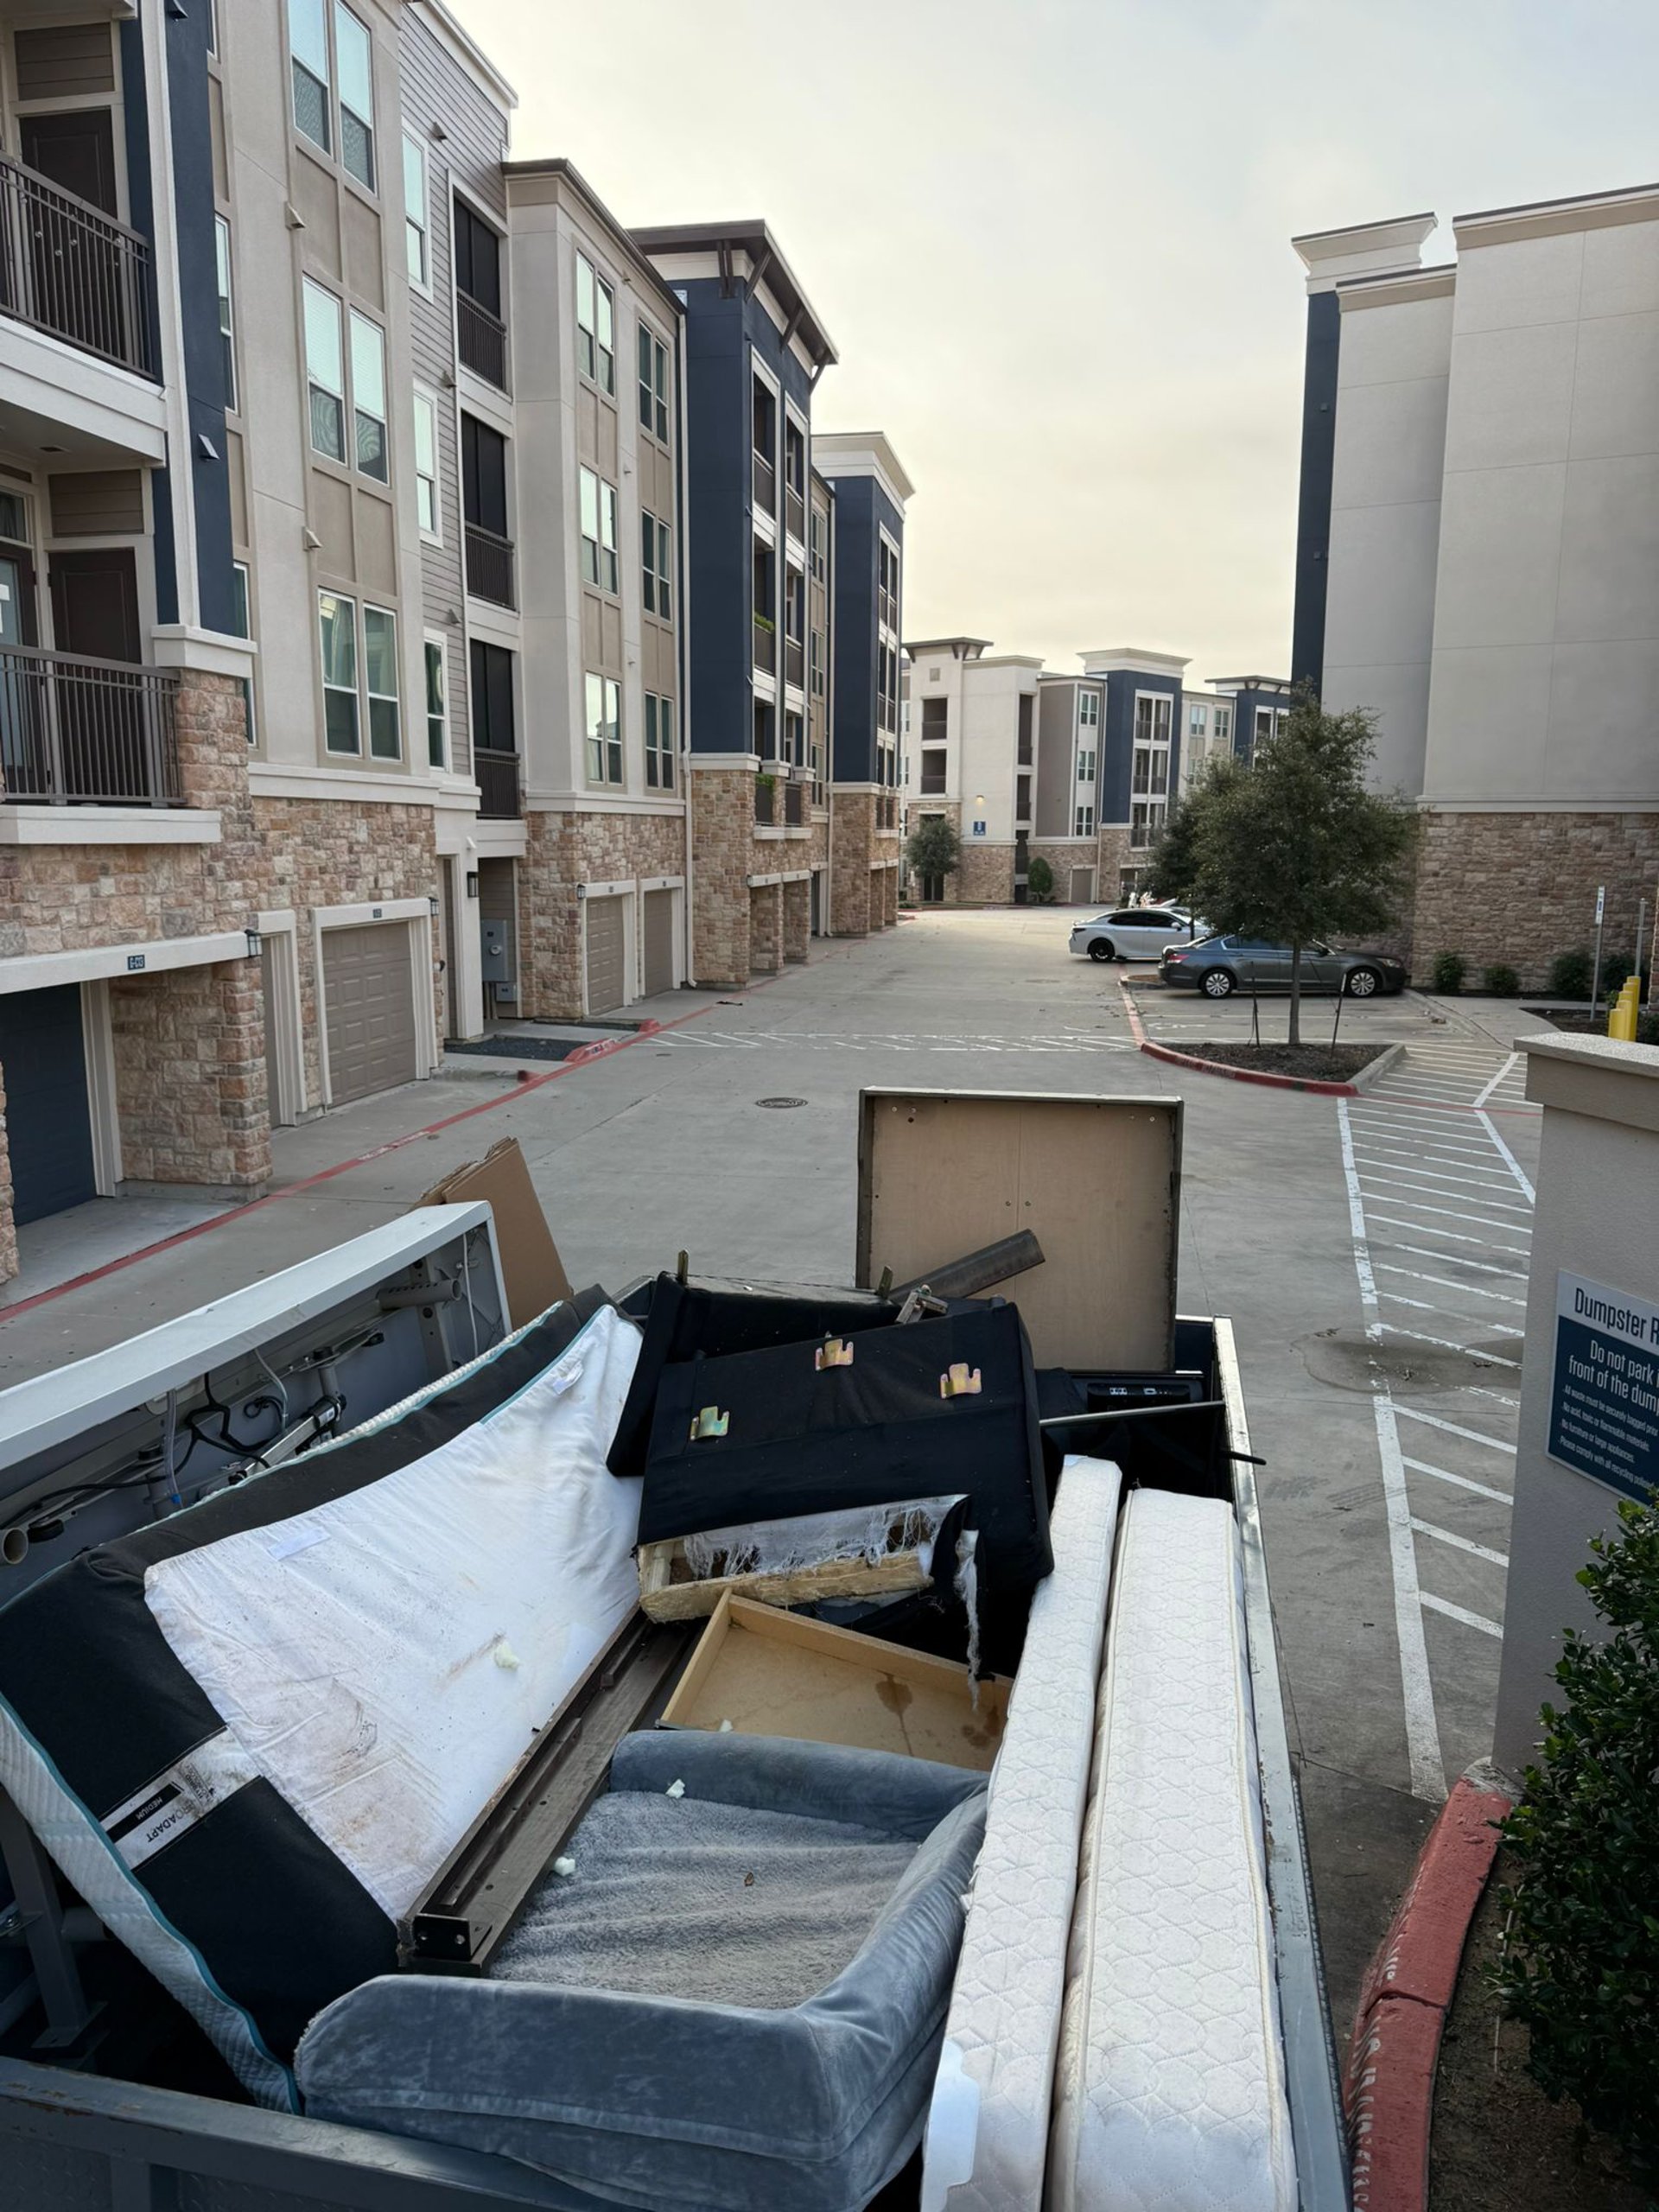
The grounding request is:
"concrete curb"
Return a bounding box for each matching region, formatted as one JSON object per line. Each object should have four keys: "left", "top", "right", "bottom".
{"left": 1345, "top": 1773, "right": 1515, "bottom": 2212}
{"left": 1116, "top": 981, "right": 1393, "bottom": 1096}
{"left": 1349, "top": 1040, "right": 1408, "bottom": 1094}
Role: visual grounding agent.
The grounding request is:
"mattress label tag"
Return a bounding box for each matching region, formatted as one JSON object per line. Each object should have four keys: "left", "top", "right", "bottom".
{"left": 547, "top": 1360, "right": 584, "bottom": 1396}
{"left": 266, "top": 1523, "right": 328, "bottom": 1562}
{"left": 104, "top": 1731, "right": 261, "bottom": 1870}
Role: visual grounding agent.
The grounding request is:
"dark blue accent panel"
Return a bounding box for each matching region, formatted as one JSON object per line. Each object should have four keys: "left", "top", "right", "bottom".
{"left": 163, "top": 9, "right": 236, "bottom": 636}
{"left": 677, "top": 282, "right": 751, "bottom": 752}
{"left": 0, "top": 986, "right": 94, "bottom": 1225}
{"left": 1229, "top": 686, "right": 1289, "bottom": 761}
{"left": 1101, "top": 668, "right": 1182, "bottom": 823}
{"left": 118, "top": 22, "right": 176, "bottom": 628}
{"left": 830, "top": 476, "right": 877, "bottom": 782}
{"left": 1290, "top": 289, "right": 1340, "bottom": 694}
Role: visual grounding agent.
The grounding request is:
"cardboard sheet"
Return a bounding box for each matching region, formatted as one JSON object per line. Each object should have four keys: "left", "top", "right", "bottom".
{"left": 421, "top": 1137, "right": 572, "bottom": 1328}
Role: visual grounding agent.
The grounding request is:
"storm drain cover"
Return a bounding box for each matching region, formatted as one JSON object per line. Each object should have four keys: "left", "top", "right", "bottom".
{"left": 755, "top": 1096, "right": 807, "bottom": 1109}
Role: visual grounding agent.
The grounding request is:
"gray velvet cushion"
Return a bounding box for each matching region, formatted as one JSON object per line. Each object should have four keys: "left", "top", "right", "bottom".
{"left": 296, "top": 1731, "right": 987, "bottom": 2212}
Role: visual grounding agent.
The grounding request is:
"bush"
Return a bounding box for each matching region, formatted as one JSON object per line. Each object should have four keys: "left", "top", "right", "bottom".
{"left": 1026, "top": 855, "right": 1054, "bottom": 904}
{"left": 1548, "top": 948, "right": 1595, "bottom": 999}
{"left": 1602, "top": 952, "right": 1636, "bottom": 1001}
{"left": 1483, "top": 963, "right": 1522, "bottom": 997}
{"left": 1496, "top": 1494, "right": 1659, "bottom": 2171}
{"left": 1430, "top": 951, "right": 1467, "bottom": 994}
{"left": 1641, "top": 1005, "right": 1659, "bottom": 1047}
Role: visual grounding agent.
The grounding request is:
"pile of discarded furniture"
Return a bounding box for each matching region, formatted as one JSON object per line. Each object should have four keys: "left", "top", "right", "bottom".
{"left": 0, "top": 1093, "right": 1344, "bottom": 2211}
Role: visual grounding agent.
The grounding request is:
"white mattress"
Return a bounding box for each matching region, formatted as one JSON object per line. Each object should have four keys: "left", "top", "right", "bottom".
{"left": 1046, "top": 1488, "right": 1296, "bottom": 2212}
{"left": 143, "top": 1301, "right": 643, "bottom": 1921}
{"left": 922, "top": 1455, "right": 1123, "bottom": 2212}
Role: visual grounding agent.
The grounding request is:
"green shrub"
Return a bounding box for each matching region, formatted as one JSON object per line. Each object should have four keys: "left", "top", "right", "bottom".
{"left": 1483, "top": 963, "right": 1522, "bottom": 997}
{"left": 1496, "top": 1494, "right": 1659, "bottom": 2171}
{"left": 1430, "top": 951, "right": 1467, "bottom": 994}
{"left": 1548, "top": 949, "right": 1595, "bottom": 999}
{"left": 1602, "top": 952, "right": 1636, "bottom": 1001}
{"left": 1640, "top": 1005, "right": 1659, "bottom": 1047}
{"left": 1026, "top": 855, "right": 1054, "bottom": 904}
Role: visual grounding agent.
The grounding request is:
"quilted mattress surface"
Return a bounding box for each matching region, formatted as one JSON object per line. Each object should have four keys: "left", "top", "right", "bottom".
{"left": 921, "top": 1455, "right": 1122, "bottom": 2212}
{"left": 1046, "top": 1487, "right": 1296, "bottom": 2212}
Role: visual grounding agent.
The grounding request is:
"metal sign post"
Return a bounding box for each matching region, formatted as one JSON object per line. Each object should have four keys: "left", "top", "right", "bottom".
{"left": 1637, "top": 899, "right": 1649, "bottom": 1007}
{"left": 1591, "top": 883, "right": 1606, "bottom": 1013}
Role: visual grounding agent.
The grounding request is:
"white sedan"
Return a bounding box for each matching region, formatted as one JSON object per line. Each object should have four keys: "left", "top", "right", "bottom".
{"left": 1068, "top": 907, "right": 1205, "bottom": 963}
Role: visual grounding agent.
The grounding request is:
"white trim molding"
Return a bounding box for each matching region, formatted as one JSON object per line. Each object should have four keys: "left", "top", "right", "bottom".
{"left": 576, "top": 877, "right": 637, "bottom": 899}
{"left": 80, "top": 980, "right": 122, "bottom": 1196}
{"left": 0, "top": 807, "right": 222, "bottom": 847}
{"left": 0, "top": 931, "right": 250, "bottom": 995}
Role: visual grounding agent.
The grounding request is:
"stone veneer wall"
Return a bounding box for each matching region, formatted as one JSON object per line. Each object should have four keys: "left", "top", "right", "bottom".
{"left": 689, "top": 766, "right": 756, "bottom": 987}
{"left": 955, "top": 840, "right": 1015, "bottom": 905}
{"left": 783, "top": 875, "right": 810, "bottom": 961}
{"left": 518, "top": 809, "right": 688, "bottom": 1020}
{"left": 1026, "top": 839, "right": 1097, "bottom": 906}
{"left": 111, "top": 959, "right": 270, "bottom": 1190}
{"left": 1412, "top": 810, "right": 1659, "bottom": 992}
{"left": 830, "top": 788, "right": 879, "bottom": 936}
{"left": 1096, "top": 825, "right": 1134, "bottom": 901}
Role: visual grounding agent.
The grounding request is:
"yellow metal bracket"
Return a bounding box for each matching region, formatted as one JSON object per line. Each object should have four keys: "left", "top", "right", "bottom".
{"left": 815, "top": 1338, "right": 855, "bottom": 1370}
{"left": 689, "top": 1406, "right": 729, "bottom": 1440}
{"left": 939, "top": 1363, "right": 982, "bottom": 1400}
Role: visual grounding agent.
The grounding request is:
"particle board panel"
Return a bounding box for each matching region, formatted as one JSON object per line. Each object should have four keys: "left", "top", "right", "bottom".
{"left": 856, "top": 1089, "right": 1180, "bottom": 1371}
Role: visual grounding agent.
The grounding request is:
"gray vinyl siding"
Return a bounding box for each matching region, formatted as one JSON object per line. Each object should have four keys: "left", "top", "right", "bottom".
{"left": 14, "top": 22, "right": 116, "bottom": 99}
{"left": 1035, "top": 683, "right": 1074, "bottom": 838}
{"left": 397, "top": 14, "right": 508, "bottom": 780}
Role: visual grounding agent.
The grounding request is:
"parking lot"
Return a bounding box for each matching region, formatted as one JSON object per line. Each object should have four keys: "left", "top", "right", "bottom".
{"left": 0, "top": 907, "right": 1546, "bottom": 2018}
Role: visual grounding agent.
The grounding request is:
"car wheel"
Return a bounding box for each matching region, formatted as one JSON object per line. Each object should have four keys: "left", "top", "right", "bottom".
{"left": 1201, "top": 968, "right": 1236, "bottom": 999}
{"left": 1345, "top": 966, "right": 1380, "bottom": 999}
{"left": 1088, "top": 939, "right": 1115, "bottom": 963}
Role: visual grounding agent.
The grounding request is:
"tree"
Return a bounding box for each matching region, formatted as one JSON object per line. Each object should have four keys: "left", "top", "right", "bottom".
{"left": 1183, "top": 692, "right": 1417, "bottom": 1046}
{"left": 1026, "top": 855, "right": 1054, "bottom": 904}
{"left": 1146, "top": 756, "right": 1240, "bottom": 911}
{"left": 905, "top": 814, "right": 960, "bottom": 895}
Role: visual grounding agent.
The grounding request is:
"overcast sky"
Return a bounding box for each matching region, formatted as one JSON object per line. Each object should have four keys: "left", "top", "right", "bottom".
{"left": 453, "top": 0, "right": 1659, "bottom": 683}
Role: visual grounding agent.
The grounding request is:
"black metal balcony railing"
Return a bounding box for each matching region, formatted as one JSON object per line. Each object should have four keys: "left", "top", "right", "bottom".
{"left": 465, "top": 522, "right": 516, "bottom": 609}
{"left": 474, "top": 747, "right": 520, "bottom": 819}
{"left": 752, "top": 450, "right": 775, "bottom": 515}
{"left": 0, "top": 645, "right": 181, "bottom": 804}
{"left": 0, "top": 152, "right": 156, "bottom": 378}
{"left": 457, "top": 290, "right": 508, "bottom": 391}
{"left": 785, "top": 485, "right": 805, "bottom": 543}
{"left": 752, "top": 613, "right": 774, "bottom": 674}
{"left": 784, "top": 634, "right": 804, "bottom": 690}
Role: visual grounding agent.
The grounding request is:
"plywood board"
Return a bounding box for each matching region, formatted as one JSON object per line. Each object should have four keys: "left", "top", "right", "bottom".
{"left": 856, "top": 1090, "right": 1180, "bottom": 1371}
{"left": 659, "top": 1595, "right": 1007, "bottom": 1770}
{"left": 638, "top": 1536, "right": 930, "bottom": 1623}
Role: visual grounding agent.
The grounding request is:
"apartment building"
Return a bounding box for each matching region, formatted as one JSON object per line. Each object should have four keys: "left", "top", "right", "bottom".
{"left": 902, "top": 639, "right": 1042, "bottom": 902}
{"left": 1292, "top": 183, "right": 1659, "bottom": 981}
{"left": 1180, "top": 688, "right": 1235, "bottom": 790}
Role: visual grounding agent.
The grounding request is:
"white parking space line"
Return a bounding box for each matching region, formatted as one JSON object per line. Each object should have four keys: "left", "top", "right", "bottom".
{"left": 1478, "top": 1111, "right": 1538, "bottom": 1205}
{"left": 1354, "top": 1143, "right": 1520, "bottom": 1180}
{"left": 1365, "top": 1194, "right": 1534, "bottom": 1236}
{"left": 1409, "top": 1516, "right": 1510, "bottom": 1567}
{"left": 1471, "top": 1052, "right": 1521, "bottom": 1109}
{"left": 1402, "top": 1457, "right": 1513, "bottom": 1504}
{"left": 1367, "top": 1216, "right": 1531, "bottom": 1259}
{"left": 1382, "top": 1323, "right": 1520, "bottom": 1368}
{"left": 1348, "top": 1122, "right": 1522, "bottom": 1159}
{"left": 1393, "top": 1404, "right": 1516, "bottom": 1452}
{"left": 1421, "top": 1592, "right": 1503, "bottom": 1639}
{"left": 1373, "top": 1240, "right": 1527, "bottom": 1280}
{"left": 1376, "top": 1264, "right": 1526, "bottom": 1305}
{"left": 1381, "top": 1289, "right": 1523, "bottom": 1333}
{"left": 1352, "top": 1163, "right": 1534, "bottom": 1211}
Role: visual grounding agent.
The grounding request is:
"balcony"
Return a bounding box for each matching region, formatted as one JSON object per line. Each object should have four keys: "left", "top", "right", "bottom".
{"left": 784, "top": 779, "right": 805, "bottom": 827}
{"left": 474, "top": 747, "right": 520, "bottom": 819}
{"left": 785, "top": 484, "right": 805, "bottom": 543}
{"left": 465, "top": 523, "right": 516, "bottom": 609}
{"left": 754, "top": 775, "right": 775, "bottom": 825}
{"left": 0, "top": 645, "right": 181, "bottom": 805}
{"left": 752, "top": 449, "right": 775, "bottom": 516}
{"left": 0, "top": 153, "right": 156, "bottom": 378}
{"left": 784, "top": 634, "right": 804, "bottom": 690}
{"left": 457, "top": 290, "right": 508, "bottom": 391}
{"left": 752, "top": 613, "right": 775, "bottom": 675}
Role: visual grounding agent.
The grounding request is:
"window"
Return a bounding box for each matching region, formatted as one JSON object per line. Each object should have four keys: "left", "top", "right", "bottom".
{"left": 215, "top": 216, "right": 236, "bottom": 411}
{"left": 413, "top": 389, "right": 439, "bottom": 536}
{"left": 638, "top": 326, "right": 669, "bottom": 442}
{"left": 584, "top": 671, "right": 622, "bottom": 785}
{"left": 334, "top": 3, "right": 374, "bottom": 188}
{"left": 461, "top": 414, "right": 509, "bottom": 535}
{"left": 1074, "top": 804, "right": 1096, "bottom": 838}
{"left": 1214, "top": 707, "right": 1231, "bottom": 741}
{"left": 1189, "top": 703, "right": 1207, "bottom": 734}
{"left": 809, "top": 628, "right": 823, "bottom": 696}
{"left": 1077, "top": 748, "right": 1096, "bottom": 784}
{"left": 920, "top": 748, "right": 947, "bottom": 796}
{"left": 1134, "top": 693, "right": 1173, "bottom": 746}
{"left": 877, "top": 537, "right": 900, "bottom": 632}
{"left": 470, "top": 639, "right": 515, "bottom": 752}
{"left": 1078, "top": 690, "right": 1099, "bottom": 729}
{"left": 349, "top": 310, "right": 387, "bottom": 480}
{"left": 205, "top": 0, "right": 219, "bottom": 57}
{"left": 303, "top": 279, "right": 345, "bottom": 461}
{"left": 1131, "top": 801, "right": 1166, "bottom": 849}
{"left": 363, "top": 603, "right": 399, "bottom": 758}
{"left": 231, "top": 561, "right": 254, "bottom": 745}
{"left": 319, "top": 590, "right": 359, "bottom": 752}
{"left": 424, "top": 636, "right": 447, "bottom": 768}
{"left": 642, "top": 512, "right": 671, "bottom": 619}
{"left": 581, "top": 467, "right": 618, "bottom": 593}
{"left": 810, "top": 506, "right": 826, "bottom": 582}
{"left": 575, "top": 253, "right": 613, "bottom": 394}
{"left": 289, "top": 0, "right": 330, "bottom": 155}
{"left": 403, "top": 133, "right": 429, "bottom": 288}
{"left": 645, "top": 692, "right": 675, "bottom": 790}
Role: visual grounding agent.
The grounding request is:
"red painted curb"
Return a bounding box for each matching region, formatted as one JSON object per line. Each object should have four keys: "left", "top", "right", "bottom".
{"left": 1116, "top": 980, "right": 1361, "bottom": 1095}
{"left": 1344, "top": 1777, "right": 1512, "bottom": 2212}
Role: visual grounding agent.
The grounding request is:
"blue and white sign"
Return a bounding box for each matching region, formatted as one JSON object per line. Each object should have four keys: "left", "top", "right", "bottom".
{"left": 971, "top": 819, "right": 986, "bottom": 837}
{"left": 1548, "top": 1270, "right": 1659, "bottom": 1501}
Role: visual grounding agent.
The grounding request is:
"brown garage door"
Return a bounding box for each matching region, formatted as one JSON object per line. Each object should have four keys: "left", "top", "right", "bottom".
{"left": 1069, "top": 867, "right": 1096, "bottom": 906}
{"left": 641, "top": 889, "right": 674, "bottom": 998}
{"left": 584, "top": 893, "right": 626, "bottom": 1014}
{"left": 323, "top": 923, "right": 417, "bottom": 1103}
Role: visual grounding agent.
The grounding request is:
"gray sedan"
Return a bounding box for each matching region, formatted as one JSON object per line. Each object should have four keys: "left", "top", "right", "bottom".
{"left": 1159, "top": 935, "right": 1408, "bottom": 1000}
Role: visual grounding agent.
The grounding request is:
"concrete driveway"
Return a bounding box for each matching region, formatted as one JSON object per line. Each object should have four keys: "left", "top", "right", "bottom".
{"left": 0, "top": 907, "right": 1545, "bottom": 2025}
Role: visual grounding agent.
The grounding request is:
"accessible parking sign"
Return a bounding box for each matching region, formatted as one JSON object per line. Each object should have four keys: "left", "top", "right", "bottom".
{"left": 1548, "top": 1271, "right": 1659, "bottom": 1502}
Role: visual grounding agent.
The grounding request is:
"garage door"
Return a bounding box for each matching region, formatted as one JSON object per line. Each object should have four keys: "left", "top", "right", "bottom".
{"left": 584, "top": 894, "right": 626, "bottom": 1014}
{"left": 323, "top": 924, "right": 417, "bottom": 1104}
{"left": 641, "top": 890, "right": 674, "bottom": 998}
{"left": 1069, "top": 867, "right": 1096, "bottom": 906}
{"left": 0, "top": 985, "right": 95, "bottom": 1224}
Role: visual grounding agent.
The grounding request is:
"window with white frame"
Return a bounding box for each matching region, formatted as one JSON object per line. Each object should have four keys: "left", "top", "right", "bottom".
{"left": 318, "top": 591, "right": 397, "bottom": 757}
{"left": 1076, "top": 747, "right": 1096, "bottom": 784}
{"left": 584, "top": 671, "right": 622, "bottom": 784}
{"left": 231, "top": 561, "right": 255, "bottom": 744}
{"left": 642, "top": 512, "right": 671, "bottom": 619}
{"left": 403, "top": 133, "right": 429, "bottom": 289}
{"left": 363, "top": 603, "right": 399, "bottom": 757}
{"left": 215, "top": 216, "right": 237, "bottom": 412}
{"left": 645, "top": 692, "right": 675, "bottom": 789}
{"left": 288, "top": 1, "right": 375, "bottom": 188}
{"left": 1214, "top": 706, "right": 1231, "bottom": 742}
{"left": 810, "top": 506, "right": 826, "bottom": 582}
{"left": 1078, "top": 690, "right": 1099, "bottom": 729}
{"left": 575, "top": 253, "right": 614, "bottom": 395}
{"left": 288, "top": 0, "right": 331, "bottom": 155}
{"left": 334, "top": 4, "right": 374, "bottom": 186}
{"left": 638, "top": 325, "right": 670, "bottom": 442}
{"left": 580, "top": 467, "right": 619, "bottom": 593}
{"left": 349, "top": 309, "right": 387, "bottom": 480}
{"left": 1130, "top": 800, "right": 1166, "bottom": 849}
{"left": 319, "top": 589, "right": 359, "bottom": 752}
{"left": 1074, "top": 803, "right": 1096, "bottom": 838}
{"left": 1189, "top": 702, "right": 1207, "bottom": 734}
{"left": 412, "top": 388, "right": 440, "bottom": 536}
{"left": 423, "top": 634, "right": 447, "bottom": 767}
{"left": 303, "top": 278, "right": 345, "bottom": 461}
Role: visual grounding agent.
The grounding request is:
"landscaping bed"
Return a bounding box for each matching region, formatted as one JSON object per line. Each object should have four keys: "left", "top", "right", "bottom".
{"left": 1171, "top": 1040, "right": 1380, "bottom": 1082}
{"left": 1430, "top": 1853, "right": 1644, "bottom": 2212}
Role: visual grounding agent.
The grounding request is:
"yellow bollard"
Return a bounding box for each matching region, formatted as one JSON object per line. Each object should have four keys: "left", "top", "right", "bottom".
{"left": 1608, "top": 977, "right": 1640, "bottom": 1042}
